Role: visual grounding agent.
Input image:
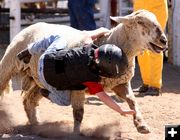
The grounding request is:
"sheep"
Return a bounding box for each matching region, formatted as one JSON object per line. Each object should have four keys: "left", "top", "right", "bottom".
{"left": 0, "top": 10, "right": 167, "bottom": 134}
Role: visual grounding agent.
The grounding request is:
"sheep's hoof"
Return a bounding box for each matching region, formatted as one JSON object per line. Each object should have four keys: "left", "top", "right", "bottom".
{"left": 134, "top": 116, "right": 150, "bottom": 134}
{"left": 137, "top": 125, "right": 150, "bottom": 134}
{"left": 73, "top": 127, "right": 81, "bottom": 135}
{"left": 73, "top": 131, "right": 81, "bottom": 136}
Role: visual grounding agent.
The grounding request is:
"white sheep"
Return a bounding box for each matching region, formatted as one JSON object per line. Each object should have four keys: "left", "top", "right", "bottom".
{"left": 0, "top": 10, "right": 167, "bottom": 134}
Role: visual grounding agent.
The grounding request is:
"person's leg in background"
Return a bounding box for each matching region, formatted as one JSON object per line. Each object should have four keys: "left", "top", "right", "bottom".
{"left": 77, "top": 0, "right": 96, "bottom": 30}
{"left": 147, "top": 1, "right": 168, "bottom": 94}
{"left": 134, "top": 0, "right": 168, "bottom": 96}
{"left": 149, "top": 51, "right": 163, "bottom": 90}
{"left": 68, "top": 0, "right": 79, "bottom": 29}
{"left": 68, "top": 0, "right": 96, "bottom": 30}
{"left": 136, "top": 51, "right": 151, "bottom": 93}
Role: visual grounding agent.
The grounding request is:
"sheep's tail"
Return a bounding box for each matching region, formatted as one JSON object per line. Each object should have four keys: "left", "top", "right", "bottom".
{"left": 0, "top": 44, "right": 20, "bottom": 97}
{"left": 3, "top": 80, "right": 12, "bottom": 95}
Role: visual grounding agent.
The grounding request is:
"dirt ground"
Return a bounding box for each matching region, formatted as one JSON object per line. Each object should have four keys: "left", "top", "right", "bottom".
{"left": 0, "top": 45, "right": 180, "bottom": 140}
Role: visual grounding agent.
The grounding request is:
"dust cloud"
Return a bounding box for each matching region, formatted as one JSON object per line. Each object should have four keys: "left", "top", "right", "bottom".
{"left": 0, "top": 111, "right": 122, "bottom": 140}
{"left": 0, "top": 103, "right": 14, "bottom": 133}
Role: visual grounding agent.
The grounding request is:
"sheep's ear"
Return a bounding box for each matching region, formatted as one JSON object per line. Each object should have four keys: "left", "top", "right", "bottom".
{"left": 110, "top": 16, "right": 129, "bottom": 23}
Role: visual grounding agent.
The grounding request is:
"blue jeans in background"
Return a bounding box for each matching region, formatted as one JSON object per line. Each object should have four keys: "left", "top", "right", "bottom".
{"left": 68, "top": 0, "right": 96, "bottom": 30}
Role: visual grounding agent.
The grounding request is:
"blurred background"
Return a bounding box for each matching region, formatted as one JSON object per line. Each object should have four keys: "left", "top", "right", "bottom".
{"left": 0, "top": 0, "right": 179, "bottom": 67}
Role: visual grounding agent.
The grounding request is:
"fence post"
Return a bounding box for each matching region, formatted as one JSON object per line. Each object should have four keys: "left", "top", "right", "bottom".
{"left": 99, "top": 0, "right": 110, "bottom": 28}
{"left": 167, "top": 0, "right": 173, "bottom": 64}
{"left": 173, "top": 0, "right": 180, "bottom": 66}
{"left": 10, "top": 0, "right": 21, "bottom": 41}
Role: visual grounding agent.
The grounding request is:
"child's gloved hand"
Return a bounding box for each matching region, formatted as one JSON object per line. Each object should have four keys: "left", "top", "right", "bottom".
{"left": 17, "top": 49, "right": 32, "bottom": 64}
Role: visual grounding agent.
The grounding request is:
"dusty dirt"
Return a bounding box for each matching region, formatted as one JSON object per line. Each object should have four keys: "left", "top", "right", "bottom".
{"left": 0, "top": 45, "right": 180, "bottom": 140}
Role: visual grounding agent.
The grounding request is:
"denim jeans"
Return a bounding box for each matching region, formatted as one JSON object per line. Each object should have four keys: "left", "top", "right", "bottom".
{"left": 68, "top": 0, "right": 96, "bottom": 30}
{"left": 38, "top": 53, "right": 71, "bottom": 106}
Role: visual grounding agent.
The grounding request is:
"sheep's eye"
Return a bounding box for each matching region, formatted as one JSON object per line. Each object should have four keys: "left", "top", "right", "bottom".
{"left": 156, "top": 27, "right": 162, "bottom": 36}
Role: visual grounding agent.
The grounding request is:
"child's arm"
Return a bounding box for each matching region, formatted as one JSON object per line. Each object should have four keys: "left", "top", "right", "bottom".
{"left": 96, "top": 91, "right": 135, "bottom": 116}
{"left": 88, "top": 27, "right": 110, "bottom": 40}
{"left": 82, "top": 27, "right": 110, "bottom": 44}
{"left": 83, "top": 82, "right": 134, "bottom": 116}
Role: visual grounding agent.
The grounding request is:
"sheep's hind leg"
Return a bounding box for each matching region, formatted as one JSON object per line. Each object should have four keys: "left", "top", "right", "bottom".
{"left": 71, "top": 91, "right": 85, "bottom": 134}
{"left": 23, "top": 82, "right": 43, "bottom": 125}
{"left": 112, "top": 83, "right": 150, "bottom": 134}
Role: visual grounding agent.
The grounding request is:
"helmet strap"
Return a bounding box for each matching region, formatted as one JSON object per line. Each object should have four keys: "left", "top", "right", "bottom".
{"left": 94, "top": 48, "right": 100, "bottom": 64}
{"left": 94, "top": 48, "right": 99, "bottom": 59}
{"left": 88, "top": 53, "right": 100, "bottom": 75}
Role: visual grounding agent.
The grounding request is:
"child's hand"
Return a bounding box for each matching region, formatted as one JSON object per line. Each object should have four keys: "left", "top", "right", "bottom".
{"left": 83, "top": 27, "right": 110, "bottom": 41}
{"left": 91, "top": 27, "right": 110, "bottom": 40}
{"left": 120, "top": 110, "right": 136, "bottom": 116}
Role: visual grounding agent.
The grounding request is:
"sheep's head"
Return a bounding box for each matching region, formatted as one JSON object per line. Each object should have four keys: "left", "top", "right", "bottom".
{"left": 110, "top": 9, "right": 167, "bottom": 54}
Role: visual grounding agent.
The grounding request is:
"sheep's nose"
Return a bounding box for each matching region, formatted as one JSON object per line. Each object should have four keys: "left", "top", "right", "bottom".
{"left": 160, "top": 34, "right": 167, "bottom": 45}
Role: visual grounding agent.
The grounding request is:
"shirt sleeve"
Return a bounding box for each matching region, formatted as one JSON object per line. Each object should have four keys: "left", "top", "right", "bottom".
{"left": 28, "top": 35, "right": 67, "bottom": 55}
{"left": 83, "top": 82, "right": 104, "bottom": 95}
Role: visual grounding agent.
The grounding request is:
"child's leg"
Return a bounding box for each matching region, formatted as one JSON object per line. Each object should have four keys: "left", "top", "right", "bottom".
{"left": 39, "top": 88, "right": 71, "bottom": 106}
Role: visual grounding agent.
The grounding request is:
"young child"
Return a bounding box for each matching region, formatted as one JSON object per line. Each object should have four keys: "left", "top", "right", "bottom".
{"left": 17, "top": 28, "right": 135, "bottom": 116}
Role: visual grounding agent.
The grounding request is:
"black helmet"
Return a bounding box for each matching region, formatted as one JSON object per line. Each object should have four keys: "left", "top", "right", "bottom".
{"left": 94, "top": 44, "right": 128, "bottom": 78}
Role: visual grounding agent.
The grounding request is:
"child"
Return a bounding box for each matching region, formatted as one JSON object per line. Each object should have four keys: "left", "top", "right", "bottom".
{"left": 17, "top": 28, "right": 135, "bottom": 116}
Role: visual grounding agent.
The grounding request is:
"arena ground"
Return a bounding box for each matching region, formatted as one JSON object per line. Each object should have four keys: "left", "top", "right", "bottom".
{"left": 0, "top": 45, "right": 180, "bottom": 140}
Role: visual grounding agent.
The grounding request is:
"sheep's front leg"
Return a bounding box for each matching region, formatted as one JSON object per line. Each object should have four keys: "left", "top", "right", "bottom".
{"left": 71, "top": 91, "right": 85, "bottom": 134}
{"left": 112, "top": 82, "right": 150, "bottom": 134}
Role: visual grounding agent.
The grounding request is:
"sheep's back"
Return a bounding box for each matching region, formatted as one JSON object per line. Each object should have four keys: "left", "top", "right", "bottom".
{"left": 8, "top": 23, "right": 87, "bottom": 88}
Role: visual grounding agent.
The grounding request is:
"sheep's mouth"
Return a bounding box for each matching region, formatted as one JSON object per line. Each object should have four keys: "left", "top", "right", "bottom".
{"left": 149, "top": 42, "right": 167, "bottom": 53}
